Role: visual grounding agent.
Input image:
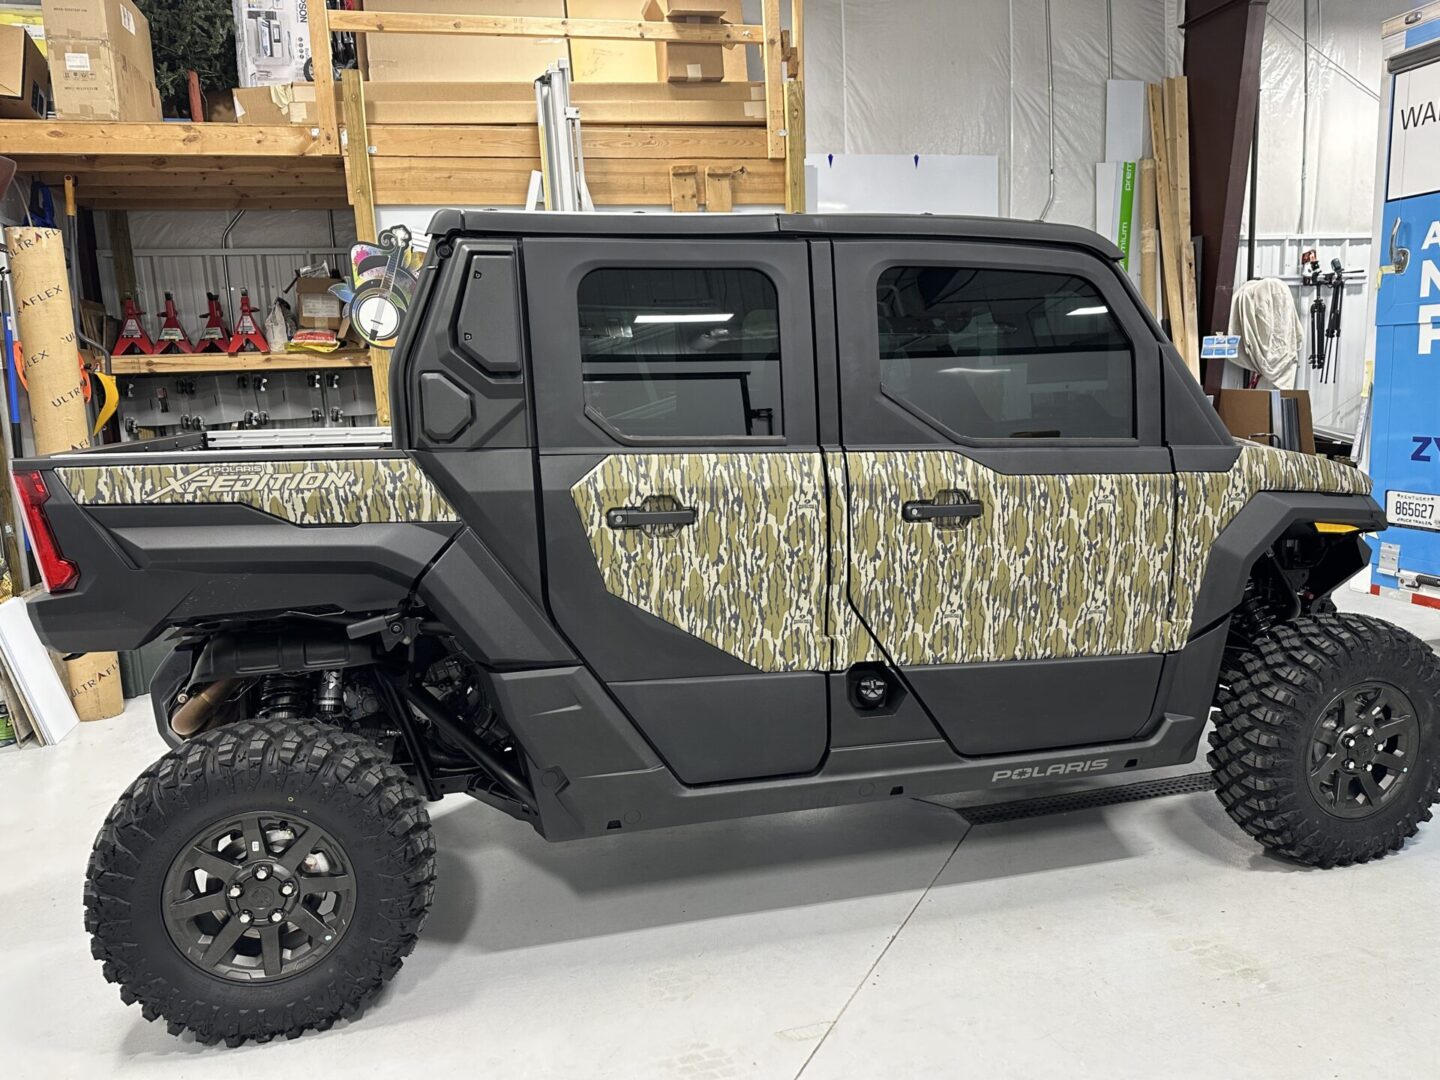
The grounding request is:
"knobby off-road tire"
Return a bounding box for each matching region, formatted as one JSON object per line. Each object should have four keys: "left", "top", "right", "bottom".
{"left": 84, "top": 720, "right": 437, "bottom": 1046}
{"left": 1210, "top": 613, "right": 1440, "bottom": 868}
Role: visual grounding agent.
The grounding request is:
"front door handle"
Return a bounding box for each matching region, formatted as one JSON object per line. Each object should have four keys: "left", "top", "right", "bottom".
{"left": 606, "top": 505, "right": 698, "bottom": 529}
{"left": 902, "top": 497, "right": 983, "bottom": 524}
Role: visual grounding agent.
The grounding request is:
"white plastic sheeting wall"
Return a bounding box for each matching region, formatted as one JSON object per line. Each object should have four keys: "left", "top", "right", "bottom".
{"left": 800, "top": 0, "right": 1182, "bottom": 225}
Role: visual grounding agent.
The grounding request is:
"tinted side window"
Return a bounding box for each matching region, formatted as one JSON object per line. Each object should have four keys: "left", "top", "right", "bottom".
{"left": 876, "top": 266, "right": 1135, "bottom": 440}
{"left": 578, "top": 267, "right": 782, "bottom": 439}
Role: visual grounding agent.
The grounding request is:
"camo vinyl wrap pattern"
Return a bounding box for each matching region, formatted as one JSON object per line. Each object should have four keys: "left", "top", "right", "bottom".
{"left": 1165, "top": 444, "right": 1372, "bottom": 649}
{"left": 57, "top": 458, "right": 458, "bottom": 525}
{"left": 571, "top": 453, "right": 829, "bottom": 673}
{"left": 823, "top": 451, "right": 885, "bottom": 667}
{"left": 846, "top": 451, "right": 1176, "bottom": 665}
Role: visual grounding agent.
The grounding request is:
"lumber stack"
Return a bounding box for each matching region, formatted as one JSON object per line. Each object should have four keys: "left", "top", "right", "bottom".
{"left": 1146, "top": 77, "right": 1202, "bottom": 380}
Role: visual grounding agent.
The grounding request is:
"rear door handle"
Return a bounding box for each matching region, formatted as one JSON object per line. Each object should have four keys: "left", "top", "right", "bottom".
{"left": 902, "top": 498, "right": 983, "bottom": 523}
{"left": 606, "top": 506, "right": 698, "bottom": 529}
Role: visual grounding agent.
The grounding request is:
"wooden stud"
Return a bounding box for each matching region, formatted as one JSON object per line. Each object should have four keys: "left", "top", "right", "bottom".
{"left": 761, "top": 0, "right": 785, "bottom": 159}
{"left": 307, "top": 4, "right": 340, "bottom": 151}
{"left": 670, "top": 165, "right": 700, "bottom": 212}
{"left": 368, "top": 124, "right": 768, "bottom": 160}
{"left": 0, "top": 120, "right": 328, "bottom": 157}
{"left": 1147, "top": 85, "right": 1182, "bottom": 352}
{"left": 327, "top": 10, "right": 764, "bottom": 44}
{"left": 704, "top": 166, "right": 736, "bottom": 212}
{"left": 783, "top": 79, "right": 806, "bottom": 213}
{"left": 791, "top": 0, "right": 804, "bottom": 81}
{"left": 1166, "top": 76, "right": 1202, "bottom": 377}
{"left": 1138, "top": 159, "right": 1159, "bottom": 318}
{"left": 104, "top": 210, "right": 138, "bottom": 305}
{"left": 340, "top": 69, "right": 390, "bottom": 425}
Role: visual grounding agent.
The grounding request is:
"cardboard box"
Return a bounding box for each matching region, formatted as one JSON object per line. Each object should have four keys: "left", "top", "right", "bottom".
{"left": 233, "top": 0, "right": 313, "bottom": 88}
{"left": 1215, "top": 388, "right": 1317, "bottom": 455}
{"left": 640, "top": 0, "right": 728, "bottom": 83}
{"left": 295, "top": 276, "right": 344, "bottom": 332}
{"left": 232, "top": 81, "right": 333, "bottom": 125}
{"left": 40, "top": 0, "right": 160, "bottom": 120}
{"left": 570, "top": 0, "right": 744, "bottom": 82}
{"left": 364, "top": 1, "right": 567, "bottom": 83}
{"left": 0, "top": 23, "right": 50, "bottom": 118}
{"left": 0, "top": 5, "right": 46, "bottom": 55}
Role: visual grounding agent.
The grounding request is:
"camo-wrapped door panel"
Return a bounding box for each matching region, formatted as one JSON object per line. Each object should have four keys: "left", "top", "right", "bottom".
{"left": 1166, "top": 444, "right": 1372, "bottom": 649}
{"left": 845, "top": 451, "right": 1176, "bottom": 665}
{"left": 570, "top": 452, "right": 829, "bottom": 673}
{"left": 57, "top": 457, "right": 458, "bottom": 525}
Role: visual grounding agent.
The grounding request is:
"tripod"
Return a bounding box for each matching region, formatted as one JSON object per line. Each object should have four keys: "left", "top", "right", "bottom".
{"left": 1302, "top": 250, "right": 1347, "bottom": 385}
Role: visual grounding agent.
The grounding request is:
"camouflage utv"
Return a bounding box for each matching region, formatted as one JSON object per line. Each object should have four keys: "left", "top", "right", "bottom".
{"left": 15, "top": 213, "right": 1437, "bottom": 1045}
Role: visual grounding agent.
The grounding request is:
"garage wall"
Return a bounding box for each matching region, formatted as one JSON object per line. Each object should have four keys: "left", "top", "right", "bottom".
{"left": 798, "top": 0, "right": 1183, "bottom": 224}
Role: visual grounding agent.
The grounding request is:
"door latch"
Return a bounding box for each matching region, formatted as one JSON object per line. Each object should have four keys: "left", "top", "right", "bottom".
{"left": 902, "top": 491, "right": 983, "bottom": 527}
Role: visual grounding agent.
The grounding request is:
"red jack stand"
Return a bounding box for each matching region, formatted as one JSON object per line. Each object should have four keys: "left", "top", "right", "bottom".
{"left": 195, "top": 293, "right": 230, "bottom": 353}
{"left": 112, "top": 297, "right": 155, "bottom": 356}
{"left": 154, "top": 293, "right": 195, "bottom": 355}
{"left": 227, "top": 290, "right": 269, "bottom": 354}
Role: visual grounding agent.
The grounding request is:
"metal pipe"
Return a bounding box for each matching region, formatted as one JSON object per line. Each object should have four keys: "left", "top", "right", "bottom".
{"left": 220, "top": 209, "right": 245, "bottom": 321}
{"left": 1038, "top": 0, "right": 1057, "bottom": 221}
{"left": 1248, "top": 93, "right": 1260, "bottom": 281}
{"left": 1298, "top": 0, "right": 1310, "bottom": 236}
{"left": 170, "top": 677, "right": 242, "bottom": 737}
{"left": 1106, "top": 0, "right": 1115, "bottom": 79}
{"left": 399, "top": 684, "right": 534, "bottom": 807}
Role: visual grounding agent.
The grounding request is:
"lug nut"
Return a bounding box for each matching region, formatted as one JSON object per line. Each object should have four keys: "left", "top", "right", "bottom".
{"left": 1365, "top": 764, "right": 1375, "bottom": 772}
{"left": 270, "top": 910, "right": 285, "bottom": 924}
{"left": 227, "top": 884, "right": 243, "bottom": 899}
{"left": 238, "top": 911, "right": 253, "bottom": 924}
{"left": 254, "top": 866, "right": 270, "bottom": 880}
{"left": 1345, "top": 759, "right": 1356, "bottom": 770}
{"left": 279, "top": 882, "right": 295, "bottom": 897}
{"left": 1345, "top": 738, "right": 1356, "bottom": 748}
{"left": 1364, "top": 727, "right": 1375, "bottom": 737}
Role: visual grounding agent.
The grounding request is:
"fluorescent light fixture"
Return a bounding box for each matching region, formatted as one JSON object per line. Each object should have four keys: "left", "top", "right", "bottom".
{"left": 633, "top": 313, "right": 734, "bottom": 324}
{"left": 1066, "top": 305, "right": 1109, "bottom": 317}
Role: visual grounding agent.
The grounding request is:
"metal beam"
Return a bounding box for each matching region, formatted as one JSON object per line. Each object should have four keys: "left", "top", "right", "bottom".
{"left": 1184, "top": 0, "right": 1269, "bottom": 392}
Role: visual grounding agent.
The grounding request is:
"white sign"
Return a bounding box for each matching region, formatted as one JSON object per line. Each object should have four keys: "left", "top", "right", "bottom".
{"left": 1389, "top": 59, "right": 1440, "bottom": 200}
{"left": 804, "top": 154, "right": 1000, "bottom": 217}
{"left": 1202, "top": 334, "right": 1242, "bottom": 360}
{"left": 1387, "top": 489, "right": 1440, "bottom": 532}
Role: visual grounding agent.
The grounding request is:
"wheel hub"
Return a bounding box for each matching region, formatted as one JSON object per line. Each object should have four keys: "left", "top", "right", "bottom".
{"left": 161, "top": 811, "right": 357, "bottom": 983}
{"left": 1307, "top": 682, "right": 1419, "bottom": 820}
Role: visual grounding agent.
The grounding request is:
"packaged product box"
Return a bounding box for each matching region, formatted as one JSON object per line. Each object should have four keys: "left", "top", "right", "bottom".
{"left": 40, "top": 0, "right": 160, "bottom": 120}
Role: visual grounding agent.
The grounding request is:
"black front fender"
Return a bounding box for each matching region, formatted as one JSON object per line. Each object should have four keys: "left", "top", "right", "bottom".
{"left": 1189, "top": 491, "right": 1383, "bottom": 635}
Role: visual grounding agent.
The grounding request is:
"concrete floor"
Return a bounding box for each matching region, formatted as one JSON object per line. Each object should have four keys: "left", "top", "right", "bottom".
{"left": 3, "top": 587, "right": 1438, "bottom": 1078}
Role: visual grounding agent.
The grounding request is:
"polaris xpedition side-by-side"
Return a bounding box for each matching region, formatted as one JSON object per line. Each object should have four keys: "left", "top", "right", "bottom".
{"left": 16, "top": 213, "right": 1437, "bottom": 1045}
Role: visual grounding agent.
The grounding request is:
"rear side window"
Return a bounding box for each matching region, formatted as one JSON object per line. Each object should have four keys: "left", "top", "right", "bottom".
{"left": 876, "top": 266, "right": 1134, "bottom": 440}
{"left": 577, "top": 267, "right": 782, "bottom": 440}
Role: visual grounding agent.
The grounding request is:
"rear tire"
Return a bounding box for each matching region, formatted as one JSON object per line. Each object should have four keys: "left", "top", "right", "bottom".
{"left": 1209, "top": 613, "right": 1440, "bottom": 868}
{"left": 84, "top": 720, "right": 437, "bottom": 1045}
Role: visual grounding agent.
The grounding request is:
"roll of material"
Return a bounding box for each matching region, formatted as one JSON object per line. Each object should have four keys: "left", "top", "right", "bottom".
{"left": 5, "top": 226, "right": 124, "bottom": 721}
{"left": 3, "top": 227, "right": 91, "bottom": 455}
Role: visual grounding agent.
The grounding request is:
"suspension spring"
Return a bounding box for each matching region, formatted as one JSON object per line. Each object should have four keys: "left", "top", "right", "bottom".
{"left": 257, "top": 674, "right": 310, "bottom": 720}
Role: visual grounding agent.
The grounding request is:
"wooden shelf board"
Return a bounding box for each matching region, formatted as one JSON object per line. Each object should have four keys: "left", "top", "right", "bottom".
{"left": 109, "top": 351, "right": 371, "bottom": 375}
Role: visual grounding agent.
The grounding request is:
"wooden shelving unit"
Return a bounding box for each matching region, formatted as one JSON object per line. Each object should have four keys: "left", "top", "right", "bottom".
{"left": 108, "top": 350, "right": 371, "bottom": 375}
{"left": 1, "top": 3, "right": 806, "bottom": 422}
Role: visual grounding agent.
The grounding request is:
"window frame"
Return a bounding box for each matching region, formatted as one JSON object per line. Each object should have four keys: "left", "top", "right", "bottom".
{"left": 521, "top": 238, "right": 817, "bottom": 450}
{"left": 835, "top": 240, "right": 1163, "bottom": 452}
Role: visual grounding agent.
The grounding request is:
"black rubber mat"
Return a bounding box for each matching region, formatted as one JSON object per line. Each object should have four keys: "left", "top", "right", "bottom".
{"left": 956, "top": 771, "right": 1216, "bottom": 826}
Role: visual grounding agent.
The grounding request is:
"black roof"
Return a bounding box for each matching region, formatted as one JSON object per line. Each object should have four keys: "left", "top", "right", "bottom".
{"left": 426, "top": 210, "right": 1124, "bottom": 261}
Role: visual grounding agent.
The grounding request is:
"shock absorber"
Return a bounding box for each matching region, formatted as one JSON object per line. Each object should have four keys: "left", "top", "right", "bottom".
{"left": 256, "top": 675, "right": 310, "bottom": 720}
{"left": 317, "top": 670, "right": 343, "bottom": 716}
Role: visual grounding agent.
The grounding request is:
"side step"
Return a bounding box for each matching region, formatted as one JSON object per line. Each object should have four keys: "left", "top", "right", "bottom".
{"left": 956, "top": 771, "right": 1215, "bottom": 826}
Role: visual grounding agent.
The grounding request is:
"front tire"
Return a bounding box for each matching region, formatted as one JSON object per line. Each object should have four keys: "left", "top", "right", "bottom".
{"left": 1210, "top": 613, "right": 1440, "bottom": 868}
{"left": 84, "top": 721, "right": 437, "bottom": 1045}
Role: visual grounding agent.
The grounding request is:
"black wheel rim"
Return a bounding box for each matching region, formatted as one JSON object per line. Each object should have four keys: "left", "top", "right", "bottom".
{"left": 1307, "top": 681, "right": 1420, "bottom": 820}
{"left": 162, "top": 812, "right": 357, "bottom": 983}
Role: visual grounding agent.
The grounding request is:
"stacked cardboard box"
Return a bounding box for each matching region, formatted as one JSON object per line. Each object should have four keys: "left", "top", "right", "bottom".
{"left": 0, "top": 22, "right": 50, "bottom": 118}
{"left": 639, "top": 0, "right": 728, "bottom": 83}
{"left": 40, "top": 0, "right": 159, "bottom": 120}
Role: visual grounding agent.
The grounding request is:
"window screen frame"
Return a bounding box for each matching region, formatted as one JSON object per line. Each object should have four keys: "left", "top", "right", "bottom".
{"left": 521, "top": 238, "right": 817, "bottom": 450}
{"left": 834, "top": 240, "right": 1163, "bottom": 452}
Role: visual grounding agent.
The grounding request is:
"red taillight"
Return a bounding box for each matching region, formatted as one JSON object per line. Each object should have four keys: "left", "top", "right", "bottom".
{"left": 13, "top": 471, "right": 79, "bottom": 593}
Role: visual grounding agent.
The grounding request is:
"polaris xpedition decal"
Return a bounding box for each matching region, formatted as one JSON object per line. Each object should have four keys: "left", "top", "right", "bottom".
{"left": 992, "top": 759, "right": 1110, "bottom": 783}
{"left": 58, "top": 458, "right": 458, "bottom": 526}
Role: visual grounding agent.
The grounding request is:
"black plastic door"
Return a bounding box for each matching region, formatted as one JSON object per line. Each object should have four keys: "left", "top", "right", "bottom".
{"left": 832, "top": 239, "right": 1174, "bottom": 756}
{"left": 522, "top": 237, "right": 830, "bottom": 784}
